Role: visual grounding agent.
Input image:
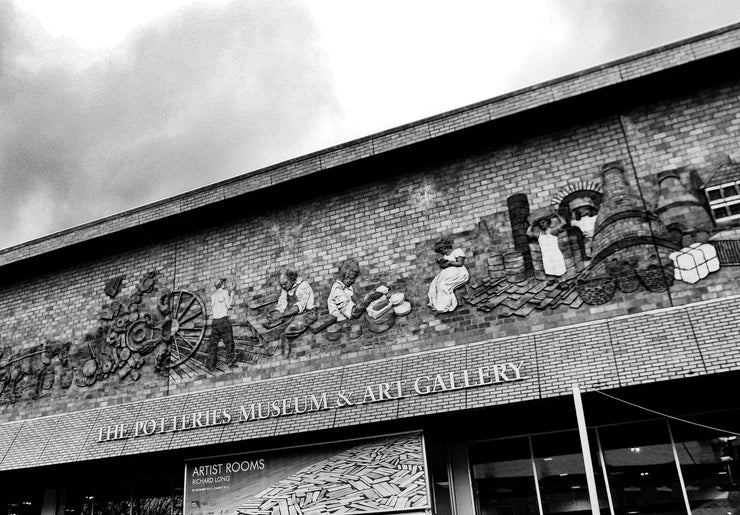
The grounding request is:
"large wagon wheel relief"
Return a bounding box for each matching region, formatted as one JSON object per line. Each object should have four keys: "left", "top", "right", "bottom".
{"left": 124, "top": 289, "right": 207, "bottom": 375}
{"left": 160, "top": 290, "right": 207, "bottom": 368}
{"left": 149, "top": 290, "right": 207, "bottom": 374}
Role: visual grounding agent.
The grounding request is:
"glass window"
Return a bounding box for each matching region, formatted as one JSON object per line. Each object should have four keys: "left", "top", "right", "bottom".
{"left": 713, "top": 207, "right": 728, "bottom": 219}
{"left": 58, "top": 479, "right": 180, "bottom": 515}
{"left": 92, "top": 483, "right": 130, "bottom": 515}
{"left": 133, "top": 479, "right": 172, "bottom": 515}
{"left": 707, "top": 188, "right": 723, "bottom": 201}
{"left": 426, "top": 442, "right": 453, "bottom": 515}
{"left": 598, "top": 421, "right": 686, "bottom": 514}
{"left": 532, "top": 431, "right": 607, "bottom": 515}
{"left": 171, "top": 486, "right": 182, "bottom": 515}
{"left": 707, "top": 182, "right": 740, "bottom": 221}
{"left": 60, "top": 488, "right": 94, "bottom": 515}
{"left": 670, "top": 414, "right": 740, "bottom": 515}
{"left": 0, "top": 492, "right": 42, "bottom": 515}
{"left": 470, "top": 436, "right": 539, "bottom": 515}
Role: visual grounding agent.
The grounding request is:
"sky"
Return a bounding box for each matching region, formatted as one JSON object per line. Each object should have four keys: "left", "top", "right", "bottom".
{"left": 1, "top": 0, "right": 740, "bottom": 250}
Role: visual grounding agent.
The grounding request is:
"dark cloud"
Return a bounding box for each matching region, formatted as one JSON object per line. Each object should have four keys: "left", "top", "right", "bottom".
{"left": 0, "top": 0, "right": 342, "bottom": 249}
{"left": 3, "top": 1, "right": 740, "bottom": 251}
{"left": 502, "top": 0, "right": 740, "bottom": 92}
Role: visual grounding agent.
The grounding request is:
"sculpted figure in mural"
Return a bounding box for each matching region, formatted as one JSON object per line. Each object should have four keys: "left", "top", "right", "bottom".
{"left": 427, "top": 238, "right": 469, "bottom": 313}
{"left": 527, "top": 211, "right": 567, "bottom": 282}
{"left": 568, "top": 197, "right": 598, "bottom": 260}
{"left": 207, "top": 278, "right": 236, "bottom": 370}
{"left": 270, "top": 269, "right": 317, "bottom": 358}
{"left": 328, "top": 259, "right": 384, "bottom": 322}
{"left": 0, "top": 340, "right": 71, "bottom": 404}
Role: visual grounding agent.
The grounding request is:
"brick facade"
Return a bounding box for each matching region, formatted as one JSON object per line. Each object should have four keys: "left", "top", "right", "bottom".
{"left": 0, "top": 294, "right": 738, "bottom": 470}
{"left": 1, "top": 22, "right": 740, "bottom": 470}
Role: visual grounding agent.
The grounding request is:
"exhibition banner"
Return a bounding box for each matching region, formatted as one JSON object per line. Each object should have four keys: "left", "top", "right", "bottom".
{"left": 185, "top": 432, "right": 430, "bottom": 515}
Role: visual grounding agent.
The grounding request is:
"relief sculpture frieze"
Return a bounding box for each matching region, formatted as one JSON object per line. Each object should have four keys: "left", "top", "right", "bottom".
{"left": 2, "top": 155, "right": 740, "bottom": 408}
{"left": 456, "top": 161, "right": 737, "bottom": 317}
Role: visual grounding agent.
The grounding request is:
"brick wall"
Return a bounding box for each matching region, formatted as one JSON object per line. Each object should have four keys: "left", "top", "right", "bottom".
{"left": 1, "top": 42, "right": 740, "bottom": 426}
{"left": 2, "top": 22, "right": 739, "bottom": 270}
{"left": 0, "top": 293, "right": 738, "bottom": 470}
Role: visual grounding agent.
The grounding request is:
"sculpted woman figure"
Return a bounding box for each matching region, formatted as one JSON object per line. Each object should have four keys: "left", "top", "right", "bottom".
{"left": 427, "top": 238, "right": 469, "bottom": 313}
{"left": 527, "top": 211, "right": 567, "bottom": 281}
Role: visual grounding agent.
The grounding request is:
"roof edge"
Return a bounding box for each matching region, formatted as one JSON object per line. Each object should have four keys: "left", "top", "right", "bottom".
{"left": 3, "top": 20, "right": 740, "bottom": 266}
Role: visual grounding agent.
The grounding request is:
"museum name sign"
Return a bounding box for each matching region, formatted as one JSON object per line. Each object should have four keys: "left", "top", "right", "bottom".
{"left": 97, "top": 361, "right": 525, "bottom": 443}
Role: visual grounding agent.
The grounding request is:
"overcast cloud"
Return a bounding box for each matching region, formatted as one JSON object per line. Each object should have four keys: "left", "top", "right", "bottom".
{"left": 1, "top": 0, "right": 740, "bottom": 251}
{"left": 508, "top": 0, "right": 740, "bottom": 87}
{"left": 0, "top": 0, "right": 341, "bottom": 249}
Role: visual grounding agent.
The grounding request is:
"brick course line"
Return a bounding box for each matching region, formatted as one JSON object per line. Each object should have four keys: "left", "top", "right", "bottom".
{"left": 0, "top": 294, "right": 737, "bottom": 430}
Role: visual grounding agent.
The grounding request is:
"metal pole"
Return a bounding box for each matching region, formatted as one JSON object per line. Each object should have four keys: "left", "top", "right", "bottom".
{"left": 529, "top": 436, "right": 545, "bottom": 515}
{"left": 667, "top": 420, "right": 693, "bottom": 514}
{"left": 595, "top": 429, "right": 616, "bottom": 515}
{"left": 572, "top": 383, "right": 600, "bottom": 515}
